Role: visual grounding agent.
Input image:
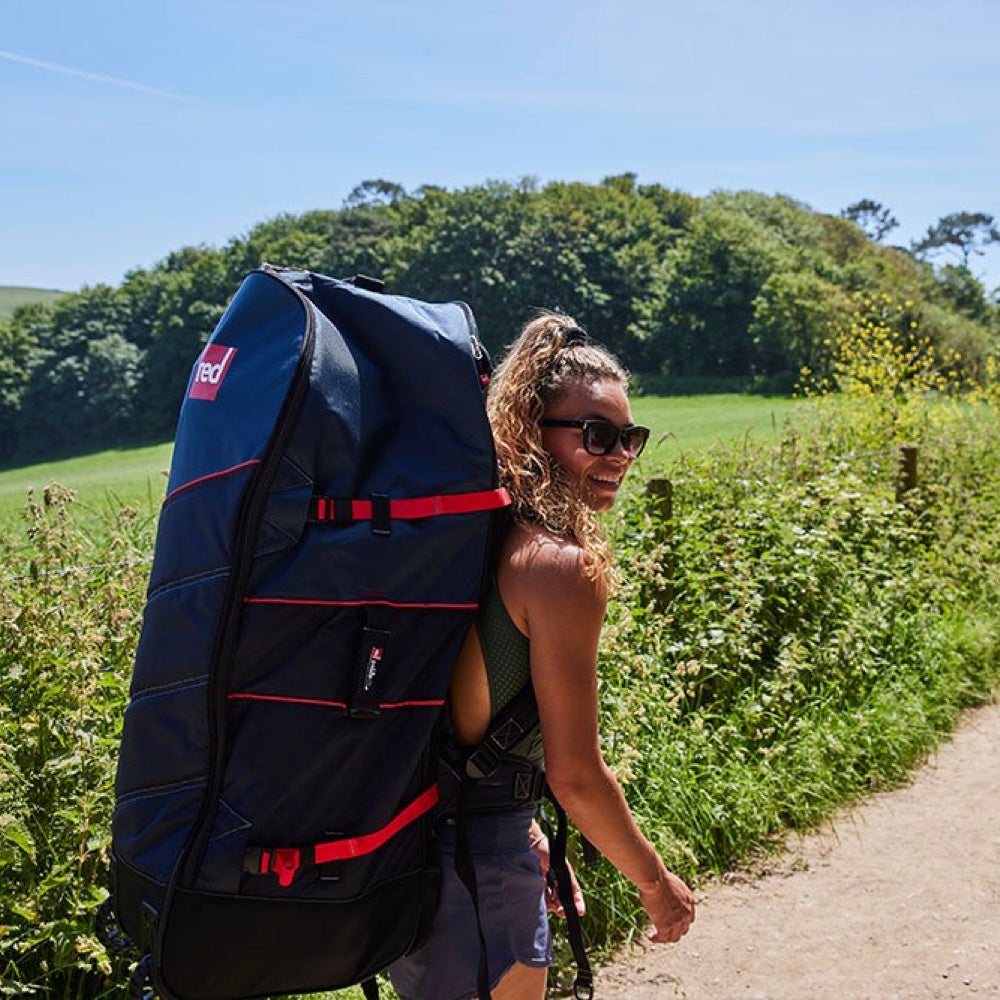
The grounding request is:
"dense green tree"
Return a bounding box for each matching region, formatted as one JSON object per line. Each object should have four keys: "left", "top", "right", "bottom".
{"left": 344, "top": 178, "right": 409, "bottom": 208}
{"left": 748, "top": 271, "right": 851, "bottom": 380}
{"left": 935, "top": 265, "right": 991, "bottom": 322}
{"left": 2, "top": 180, "right": 996, "bottom": 465}
{"left": 656, "top": 207, "right": 785, "bottom": 376}
{"left": 0, "top": 307, "right": 48, "bottom": 460}
{"left": 83, "top": 334, "right": 143, "bottom": 432}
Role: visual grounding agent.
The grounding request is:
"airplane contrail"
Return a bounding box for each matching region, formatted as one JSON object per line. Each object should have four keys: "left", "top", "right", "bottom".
{"left": 0, "top": 48, "right": 191, "bottom": 101}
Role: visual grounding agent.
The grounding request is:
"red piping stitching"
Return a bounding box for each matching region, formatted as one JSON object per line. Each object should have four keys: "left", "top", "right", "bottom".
{"left": 377, "top": 699, "right": 446, "bottom": 709}
{"left": 228, "top": 693, "right": 348, "bottom": 710}
{"left": 164, "top": 459, "right": 261, "bottom": 503}
{"left": 228, "top": 693, "right": 445, "bottom": 710}
{"left": 244, "top": 597, "right": 478, "bottom": 610}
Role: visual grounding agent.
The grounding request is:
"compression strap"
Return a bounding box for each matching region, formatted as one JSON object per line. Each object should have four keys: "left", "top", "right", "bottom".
{"left": 249, "top": 785, "right": 439, "bottom": 887}
{"left": 311, "top": 488, "right": 510, "bottom": 524}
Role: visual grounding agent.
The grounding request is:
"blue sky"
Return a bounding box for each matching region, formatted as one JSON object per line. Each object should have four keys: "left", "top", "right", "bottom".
{"left": 2, "top": 0, "right": 998, "bottom": 293}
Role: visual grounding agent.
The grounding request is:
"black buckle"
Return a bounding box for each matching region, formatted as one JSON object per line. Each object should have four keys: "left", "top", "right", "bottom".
{"left": 371, "top": 493, "right": 391, "bottom": 536}
{"left": 332, "top": 498, "right": 353, "bottom": 523}
{"left": 512, "top": 768, "right": 546, "bottom": 803}
{"left": 310, "top": 498, "right": 354, "bottom": 523}
{"left": 352, "top": 274, "right": 385, "bottom": 294}
{"left": 464, "top": 742, "right": 501, "bottom": 780}
{"left": 242, "top": 846, "right": 264, "bottom": 874}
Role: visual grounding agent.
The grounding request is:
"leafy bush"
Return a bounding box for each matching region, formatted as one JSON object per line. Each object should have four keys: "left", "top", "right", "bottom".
{"left": 2, "top": 310, "right": 1000, "bottom": 996}
{"left": 0, "top": 488, "right": 152, "bottom": 997}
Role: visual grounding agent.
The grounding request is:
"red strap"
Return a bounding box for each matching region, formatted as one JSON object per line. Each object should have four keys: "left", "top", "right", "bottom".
{"left": 315, "top": 488, "right": 510, "bottom": 522}
{"left": 314, "top": 785, "right": 439, "bottom": 864}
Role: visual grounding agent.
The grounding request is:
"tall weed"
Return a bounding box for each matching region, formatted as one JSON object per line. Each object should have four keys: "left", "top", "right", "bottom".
{"left": 2, "top": 302, "right": 1000, "bottom": 996}
{"left": 0, "top": 488, "right": 152, "bottom": 996}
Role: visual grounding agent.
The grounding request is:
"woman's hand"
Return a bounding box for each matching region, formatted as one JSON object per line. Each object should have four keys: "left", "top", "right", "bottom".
{"left": 636, "top": 868, "right": 695, "bottom": 944}
{"left": 528, "top": 826, "right": 586, "bottom": 918}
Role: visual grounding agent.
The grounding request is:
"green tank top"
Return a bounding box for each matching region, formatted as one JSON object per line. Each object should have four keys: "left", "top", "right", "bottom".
{"left": 476, "top": 579, "right": 545, "bottom": 768}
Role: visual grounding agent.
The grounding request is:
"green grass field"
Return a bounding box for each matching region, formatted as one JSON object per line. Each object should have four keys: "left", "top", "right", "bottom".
{"left": 0, "top": 441, "right": 173, "bottom": 540}
{"left": 0, "top": 285, "right": 66, "bottom": 319}
{"left": 0, "top": 395, "right": 800, "bottom": 542}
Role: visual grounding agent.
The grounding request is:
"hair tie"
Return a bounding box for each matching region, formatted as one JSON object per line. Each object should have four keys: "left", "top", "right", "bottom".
{"left": 563, "top": 325, "right": 589, "bottom": 347}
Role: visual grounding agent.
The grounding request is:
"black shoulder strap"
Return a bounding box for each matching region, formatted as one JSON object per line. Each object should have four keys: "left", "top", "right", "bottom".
{"left": 545, "top": 787, "right": 594, "bottom": 1000}
{"left": 453, "top": 807, "right": 493, "bottom": 1000}
{"left": 462, "top": 681, "right": 540, "bottom": 780}
{"left": 452, "top": 683, "right": 592, "bottom": 998}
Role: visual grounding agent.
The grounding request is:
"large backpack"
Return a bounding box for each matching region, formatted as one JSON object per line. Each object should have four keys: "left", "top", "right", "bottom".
{"left": 104, "top": 266, "right": 513, "bottom": 999}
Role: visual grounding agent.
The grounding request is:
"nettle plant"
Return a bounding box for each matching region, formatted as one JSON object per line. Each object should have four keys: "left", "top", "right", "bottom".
{"left": 572, "top": 302, "right": 1000, "bottom": 965}
{"left": 0, "top": 487, "right": 151, "bottom": 997}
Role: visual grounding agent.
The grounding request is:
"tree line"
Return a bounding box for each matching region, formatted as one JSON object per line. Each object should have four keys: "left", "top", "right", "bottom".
{"left": 1, "top": 176, "right": 997, "bottom": 465}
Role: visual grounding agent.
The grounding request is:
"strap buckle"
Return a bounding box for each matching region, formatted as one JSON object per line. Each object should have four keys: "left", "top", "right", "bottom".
{"left": 259, "top": 847, "right": 301, "bottom": 887}
{"left": 512, "top": 768, "right": 545, "bottom": 803}
{"left": 464, "top": 742, "right": 501, "bottom": 780}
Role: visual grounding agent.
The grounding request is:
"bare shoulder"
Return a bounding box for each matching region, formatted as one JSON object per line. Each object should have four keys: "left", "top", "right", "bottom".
{"left": 499, "top": 523, "right": 607, "bottom": 626}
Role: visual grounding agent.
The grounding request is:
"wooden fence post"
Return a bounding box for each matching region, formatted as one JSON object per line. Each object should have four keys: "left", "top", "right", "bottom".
{"left": 896, "top": 445, "right": 918, "bottom": 500}
{"left": 646, "top": 477, "right": 673, "bottom": 527}
{"left": 645, "top": 477, "right": 674, "bottom": 608}
{"left": 897, "top": 445, "right": 919, "bottom": 499}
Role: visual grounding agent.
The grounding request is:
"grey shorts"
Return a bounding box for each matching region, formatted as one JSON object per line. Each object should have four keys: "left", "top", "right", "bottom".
{"left": 388, "top": 808, "right": 553, "bottom": 1000}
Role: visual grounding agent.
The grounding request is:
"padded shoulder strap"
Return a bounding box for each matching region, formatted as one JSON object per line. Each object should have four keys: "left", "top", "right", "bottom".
{"left": 462, "top": 680, "right": 540, "bottom": 780}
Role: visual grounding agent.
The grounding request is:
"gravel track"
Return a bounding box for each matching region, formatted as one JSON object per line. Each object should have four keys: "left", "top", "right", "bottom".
{"left": 598, "top": 700, "right": 1000, "bottom": 999}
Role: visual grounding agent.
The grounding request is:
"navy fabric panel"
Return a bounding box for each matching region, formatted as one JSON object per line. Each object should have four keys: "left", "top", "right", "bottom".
{"left": 228, "top": 604, "right": 470, "bottom": 702}
{"left": 250, "top": 514, "right": 489, "bottom": 604}
{"left": 192, "top": 604, "right": 466, "bottom": 894}
{"left": 255, "top": 454, "right": 314, "bottom": 560}
{"left": 246, "top": 275, "right": 495, "bottom": 602}
{"left": 306, "top": 279, "right": 493, "bottom": 494}
{"left": 219, "top": 701, "right": 441, "bottom": 832}
{"left": 147, "top": 468, "right": 252, "bottom": 596}
{"left": 166, "top": 271, "right": 306, "bottom": 497}
{"left": 158, "top": 872, "right": 438, "bottom": 999}
{"left": 115, "top": 680, "right": 209, "bottom": 798}
{"left": 286, "top": 306, "right": 362, "bottom": 498}
{"left": 112, "top": 779, "right": 206, "bottom": 885}
{"left": 130, "top": 574, "right": 228, "bottom": 697}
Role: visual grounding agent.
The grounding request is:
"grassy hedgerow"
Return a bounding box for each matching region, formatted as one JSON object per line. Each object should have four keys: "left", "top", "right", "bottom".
{"left": 2, "top": 300, "right": 999, "bottom": 997}
{"left": 0, "top": 488, "right": 153, "bottom": 997}
{"left": 550, "top": 302, "right": 1000, "bottom": 986}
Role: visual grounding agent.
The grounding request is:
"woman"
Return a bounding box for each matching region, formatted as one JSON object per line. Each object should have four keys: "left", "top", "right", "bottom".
{"left": 389, "top": 314, "right": 695, "bottom": 1000}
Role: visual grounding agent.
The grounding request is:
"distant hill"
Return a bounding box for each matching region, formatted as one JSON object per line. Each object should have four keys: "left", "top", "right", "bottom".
{"left": 0, "top": 285, "right": 66, "bottom": 319}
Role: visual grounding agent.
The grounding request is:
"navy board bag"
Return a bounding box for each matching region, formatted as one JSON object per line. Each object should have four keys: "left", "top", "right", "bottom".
{"left": 98, "top": 265, "right": 593, "bottom": 1000}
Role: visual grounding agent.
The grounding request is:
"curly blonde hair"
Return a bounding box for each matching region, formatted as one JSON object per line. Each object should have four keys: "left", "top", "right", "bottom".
{"left": 487, "top": 311, "right": 630, "bottom": 581}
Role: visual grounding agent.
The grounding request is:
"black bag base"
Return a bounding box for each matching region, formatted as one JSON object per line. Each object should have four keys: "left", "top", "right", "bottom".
{"left": 155, "top": 868, "right": 440, "bottom": 1000}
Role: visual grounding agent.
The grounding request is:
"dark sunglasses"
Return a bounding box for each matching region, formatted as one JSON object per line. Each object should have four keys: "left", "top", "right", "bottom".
{"left": 540, "top": 418, "right": 650, "bottom": 458}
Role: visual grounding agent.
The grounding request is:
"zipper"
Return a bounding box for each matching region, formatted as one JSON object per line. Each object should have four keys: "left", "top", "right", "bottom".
{"left": 457, "top": 300, "right": 492, "bottom": 394}
{"left": 177, "top": 266, "right": 316, "bottom": 887}
{"left": 454, "top": 300, "right": 506, "bottom": 604}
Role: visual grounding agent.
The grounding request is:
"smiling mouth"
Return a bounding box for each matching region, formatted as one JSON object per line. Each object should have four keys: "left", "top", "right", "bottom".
{"left": 589, "top": 474, "right": 622, "bottom": 488}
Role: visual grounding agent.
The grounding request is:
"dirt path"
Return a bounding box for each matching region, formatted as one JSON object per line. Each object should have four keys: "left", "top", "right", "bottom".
{"left": 598, "top": 700, "right": 1000, "bottom": 999}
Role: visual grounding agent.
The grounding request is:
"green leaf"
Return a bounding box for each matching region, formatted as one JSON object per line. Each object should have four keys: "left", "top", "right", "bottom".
{"left": 0, "top": 817, "right": 35, "bottom": 863}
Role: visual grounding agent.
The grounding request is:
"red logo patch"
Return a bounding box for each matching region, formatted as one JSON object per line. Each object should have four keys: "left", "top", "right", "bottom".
{"left": 189, "top": 344, "right": 237, "bottom": 401}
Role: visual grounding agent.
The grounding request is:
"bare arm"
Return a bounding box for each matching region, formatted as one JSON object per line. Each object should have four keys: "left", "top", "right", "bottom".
{"left": 509, "top": 530, "right": 694, "bottom": 942}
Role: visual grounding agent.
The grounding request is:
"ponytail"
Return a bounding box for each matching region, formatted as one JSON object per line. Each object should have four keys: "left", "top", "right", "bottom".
{"left": 486, "top": 312, "right": 629, "bottom": 581}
